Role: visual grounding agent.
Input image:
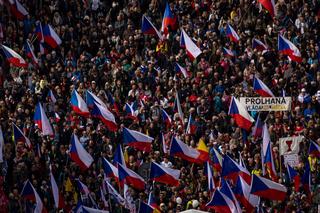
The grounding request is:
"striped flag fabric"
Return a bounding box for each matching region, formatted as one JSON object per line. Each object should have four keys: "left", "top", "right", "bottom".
{"left": 1, "top": 44, "right": 27, "bottom": 67}
{"left": 33, "top": 102, "right": 54, "bottom": 136}
{"left": 69, "top": 134, "right": 94, "bottom": 170}
{"left": 180, "top": 28, "right": 202, "bottom": 60}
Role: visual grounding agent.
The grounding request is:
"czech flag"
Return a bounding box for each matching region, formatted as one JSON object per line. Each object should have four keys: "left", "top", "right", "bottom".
{"left": 81, "top": 206, "right": 109, "bottom": 213}
{"left": 180, "top": 28, "right": 202, "bottom": 60}
{"left": 47, "top": 90, "right": 57, "bottom": 103}
{"left": 12, "top": 123, "right": 31, "bottom": 148}
{"left": 206, "top": 189, "right": 237, "bottom": 213}
{"left": 226, "top": 24, "right": 240, "bottom": 43}
{"left": 234, "top": 176, "right": 259, "bottom": 213}
{"left": 34, "top": 102, "right": 54, "bottom": 136}
{"left": 205, "top": 162, "right": 215, "bottom": 192}
{"left": 175, "top": 62, "right": 189, "bottom": 78}
{"left": 113, "top": 144, "right": 126, "bottom": 166}
{"left": 221, "top": 155, "right": 251, "bottom": 184}
{"left": 262, "top": 124, "right": 277, "bottom": 180}
{"left": 54, "top": 112, "right": 60, "bottom": 122}
{"left": 228, "top": 97, "right": 254, "bottom": 131}
{"left": 161, "top": 2, "right": 177, "bottom": 34}
{"left": 161, "top": 132, "right": 168, "bottom": 154}
{"left": 161, "top": 109, "right": 172, "bottom": 128}
{"left": 301, "top": 161, "right": 311, "bottom": 196}
{"left": 252, "top": 38, "right": 268, "bottom": 51}
{"left": 197, "top": 138, "right": 209, "bottom": 162}
{"left": 86, "top": 90, "right": 106, "bottom": 108}
{"left": 125, "top": 103, "right": 137, "bottom": 120}
{"left": 169, "top": 136, "right": 203, "bottom": 164}
{"left": 106, "top": 92, "right": 119, "bottom": 115}
{"left": 220, "top": 179, "right": 242, "bottom": 213}
{"left": 278, "top": 35, "right": 302, "bottom": 63}
{"left": 253, "top": 76, "right": 274, "bottom": 97}
{"left": 150, "top": 161, "right": 180, "bottom": 186}
{"left": 42, "top": 24, "right": 62, "bottom": 48}
{"left": 105, "top": 180, "right": 125, "bottom": 205}
{"left": 286, "top": 164, "right": 300, "bottom": 192}
{"left": 211, "top": 147, "right": 223, "bottom": 172}
{"left": 102, "top": 157, "right": 118, "bottom": 179}
{"left": 8, "top": 0, "right": 28, "bottom": 20}
{"left": 308, "top": 140, "right": 320, "bottom": 157}
{"left": 69, "top": 134, "right": 94, "bottom": 170}
{"left": 173, "top": 91, "right": 184, "bottom": 122}
{"left": 142, "top": 15, "right": 162, "bottom": 39}
{"left": 139, "top": 201, "right": 159, "bottom": 213}
{"left": 186, "top": 114, "right": 197, "bottom": 135}
{"left": 21, "top": 180, "right": 46, "bottom": 213}
{"left": 70, "top": 90, "right": 90, "bottom": 117}
{"left": 24, "top": 40, "right": 39, "bottom": 66}
{"left": 123, "top": 128, "right": 154, "bottom": 152}
{"left": 148, "top": 193, "right": 159, "bottom": 211}
{"left": 50, "top": 171, "right": 64, "bottom": 209}
{"left": 91, "top": 101, "right": 117, "bottom": 132}
{"left": 1, "top": 44, "right": 27, "bottom": 67}
{"left": 258, "top": 0, "right": 276, "bottom": 18}
{"left": 250, "top": 174, "right": 287, "bottom": 201}
{"left": 252, "top": 114, "right": 263, "bottom": 140}
{"left": 223, "top": 47, "right": 235, "bottom": 57}
{"left": 118, "top": 163, "right": 146, "bottom": 190}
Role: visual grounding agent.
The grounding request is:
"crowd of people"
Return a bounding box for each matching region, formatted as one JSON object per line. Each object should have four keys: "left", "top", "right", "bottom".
{"left": 0, "top": 0, "right": 320, "bottom": 212}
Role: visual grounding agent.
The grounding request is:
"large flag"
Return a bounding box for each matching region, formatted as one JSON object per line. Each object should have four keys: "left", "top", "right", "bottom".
{"left": 149, "top": 162, "right": 180, "bottom": 186}
{"left": 175, "top": 62, "right": 189, "bottom": 78}
{"left": 8, "top": 0, "right": 28, "bottom": 20}
{"left": 50, "top": 171, "right": 64, "bottom": 209}
{"left": 70, "top": 90, "right": 90, "bottom": 117}
{"left": 86, "top": 90, "right": 107, "bottom": 108}
{"left": 118, "top": 163, "right": 146, "bottom": 190}
{"left": 33, "top": 102, "right": 54, "bottom": 136}
{"left": 42, "top": 24, "right": 62, "bottom": 48}
{"left": 220, "top": 179, "right": 241, "bottom": 213}
{"left": 258, "top": 0, "right": 276, "bottom": 17}
{"left": 221, "top": 155, "right": 251, "bottom": 184}
{"left": 123, "top": 128, "right": 154, "bottom": 152}
{"left": 148, "top": 192, "right": 159, "bottom": 210}
{"left": 141, "top": 15, "right": 162, "bottom": 39}
{"left": 102, "top": 157, "right": 118, "bottom": 179}
{"left": 21, "top": 180, "right": 46, "bottom": 213}
{"left": 279, "top": 136, "right": 304, "bottom": 155}
{"left": 169, "top": 136, "right": 203, "bottom": 164}
{"left": 228, "top": 97, "right": 254, "bottom": 131}
{"left": 180, "top": 28, "right": 202, "bottom": 60}
{"left": 69, "top": 134, "right": 94, "bottom": 170}
{"left": 234, "top": 176, "right": 259, "bottom": 213}
{"left": 278, "top": 35, "right": 302, "bottom": 63}
{"left": 262, "top": 124, "right": 277, "bottom": 180}
{"left": 226, "top": 24, "right": 240, "bottom": 42}
{"left": 161, "top": 109, "right": 172, "bottom": 127}
{"left": 309, "top": 140, "right": 320, "bottom": 157}
{"left": 12, "top": 123, "right": 31, "bottom": 148}
{"left": 253, "top": 76, "right": 274, "bottom": 97}
{"left": 24, "top": 40, "right": 39, "bottom": 66}
{"left": 91, "top": 101, "right": 117, "bottom": 132}
{"left": 286, "top": 164, "right": 300, "bottom": 192}
{"left": 113, "top": 144, "right": 126, "bottom": 166}
{"left": 206, "top": 189, "right": 237, "bottom": 213}
{"left": 252, "top": 38, "right": 268, "bottom": 51}
{"left": 1, "top": 44, "right": 27, "bottom": 67}
{"left": 250, "top": 174, "right": 287, "bottom": 201}
{"left": 161, "top": 2, "right": 177, "bottom": 34}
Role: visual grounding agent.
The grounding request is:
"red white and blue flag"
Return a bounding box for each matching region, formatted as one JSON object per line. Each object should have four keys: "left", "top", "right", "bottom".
{"left": 161, "top": 109, "right": 172, "bottom": 127}
{"left": 226, "top": 24, "right": 240, "bottom": 42}
{"left": 102, "top": 157, "right": 119, "bottom": 179}
{"left": 118, "top": 163, "right": 146, "bottom": 190}
{"left": 142, "top": 15, "right": 162, "bottom": 39}
{"left": 221, "top": 155, "right": 251, "bottom": 184}
{"left": 206, "top": 162, "right": 215, "bottom": 192}
{"left": 278, "top": 35, "right": 302, "bottom": 63}
{"left": 34, "top": 102, "right": 54, "bottom": 136}
{"left": 8, "top": 0, "right": 28, "bottom": 20}
{"left": 206, "top": 189, "right": 237, "bottom": 213}
{"left": 234, "top": 176, "right": 259, "bottom": 212}
{"left": 308, "top": 140, "right": 320, "bottom": 157}
{"left": 258, "top": 0, "right": 276, "bottom": 18}
{"left": 253, "top": 76, "right": 274, "bottom": 97}
{"left": 262, "top": 124, "right": 277, "bottom": 180}
{"left": 70, "top": 90, "right": 90, "bottom": 117}
{"left": 12, "top": 123, "right": 31, "bottom": 148}
{"left": 86, "top": 90, "right": 106, "bottom": 108}
{"left": 186, "top": 114, "right": 197, "bottom": 135}
{"left": 286, "top": 164, "right": 300, "bottom": 192}
{"left": 123, "top": 128, "right": 154, "bottom": 152}
{"left": 212, "top": 147, "right": 223, "bottom": 172}
{"left": 252, "top": 38, "right": 268, "bottom": 51}
{"left": 1, "top": 44, "right": 27, "bottom": 67}
{"left": 50, "top": 171, "right": 64, "bottom": 209}
{"left": 92, "top": 101, "right": 117, "bottom": 132}
{"left": 173, "top": 91, "right": 184, "bottom": 123}
{"left": 42, "top": 24, "right": 62, "bottom": 48}
{"left": 125, "top": 103, "right": 137, "bottom": 120}
{"left": 223, "top": 47, "right": 235, "bottom": 57}
{"left": 220, "top": 179, "right": 242, "bottom": 213}
{"left": 180, "top": 28, "right": 202, "bottom": 60}
{"left": 149, "top": 161, "right": 180, "bottom": 186}
{"left": 24, "top": 40, "right": 39, "bottom": 66}
{"left": 69, "top": 134, "right": 94, "bottom": 170}
{"left": 250, "top": 174, "right": 287, "bottom": 201}
{"left": 252, "top": 114, "right": 264, "bottom": 140}
{"left": 175, "top": 62, "right": 189, "bottom": 78}
{"left": 47, "top": 90, "right": 57, "bottom": 103}
{"left": 21, "top": 180, "right": 46, "bottom": 213}
{"left": 161, "top": 2, "right": 177, "bottom": 34}
{"left": 228, "top": 97, "right": 254, "bottom": 131}
{"left": 113, "top": 144, "right": 126, "bottom": 166}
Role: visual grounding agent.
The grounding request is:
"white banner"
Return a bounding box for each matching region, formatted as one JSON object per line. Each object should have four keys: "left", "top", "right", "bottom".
{"left": 239, "top": 97, "right": 291, "bottom": 111}
{"left": 279, "top": 136, "right": 304, "bottom": 156}
{"left": 284, "top": 154, "right": 299, "bottom": 167}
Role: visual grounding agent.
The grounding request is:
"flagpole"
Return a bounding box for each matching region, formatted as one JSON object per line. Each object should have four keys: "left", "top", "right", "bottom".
{"left": 279, "top": 148, "right": 282, "bottom": 180}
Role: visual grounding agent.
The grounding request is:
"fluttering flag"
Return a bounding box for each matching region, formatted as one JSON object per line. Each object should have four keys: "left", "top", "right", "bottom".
{"left": 206, "top": 162, "right": 215, "bottom": 192}
{"left": 258, "top": 0, "right": 276, "bottom": 18}
{"left": 223, "top": 47, "right": 235, "bottom": 57}
{"left": 278, "top": 35, "right": 302, "bottom": 63}
{"left": 141, "top": 15, "right": 162, "bottom": 39}
{"left": 91, "top": 101, "right": 117, "bottom": 132}
{"left": 211, "top": 147, "right": 223, "bottom": 172}
{"left": 252, "top": 38, "right": 268, "bottom": 51}
{"left": 221, "top": 155, "right": 251, "bottom": 184}
{"left": 286, "top": 164, "right": 300, "bottom": 192}
{"left": 252, "top": 114, "right": 263, "bottom": 140}
{"left": 262, "top": 124, "right": 277, "bottom": 180}
{"left": 206, "top": 189, "right": 237, "bottom": 213}
{"left": 113, "top": 144, "right": 126, "bottom": 166}
{"left": 228, "top": 97, "right": 254, "bottom": 131}
{"left": 175, "top": 62, "right": 189, "bottom": 78}
{"left": 250, "top": 174, "right": 287, "bottom": 201}
{"left": 8, "top": 0, "right": 28, "bottom": 20}
{"left": 50, "top": 171, "right": 64, "bottom": 209}
{"left": 24, "top": 40, "right": 39, "bottom": 66}
{"left": 220, "top": 179, "right": 242, "bottom": 213}
{"left": 21, "top": 180, "right": 46, "bottom": 213}
{"left": 118, "top": 163, "right": 146, "bottom": 190}
{"left": 123, "top": 128, "right": 154, "bottom": 152}
{"left": 102, "top": 157, "right": 119, "bottom": 179}
{"left": 125, "top": 103, "right": 137, "bottom": 120}
{"left": 234, "top": 176, "right": 259, "bottom": 212}
{"left": 138, "top": 201, "right": 159, "bottom": 213}
{"left": 47, "top": 90, "right": 57, "bottom": 103}
{"left": 180, "top": 28, "right": 202, "bottom": 60}
{"left": 12, "top": 123, "right": 31, "bottom": 148}
{"left": 161, "top": 109, "right": 172, "bottom": 128}
{"left": 161, "top": 2, "right": 177, "bottom": 34}
{"left": 173, "top": 91, "right": 184, "bottom": 123}
{"left": 105, "top": 180, "right": 125, "bottom": 205}
{"left": 149, "top": 161, "right": 180, "bottom": 186}
{"left": 1, "top": 44, "right": 27, "bottom": 67}
{"left": 33, "top": 102, "right": 54, "bottom": 136}
{"left": 86, "top": 90, "right": 106, "bottom": 108}
{"left": 253, "top": 76, "right": 274, "bottom": 97}
{"left": 69, "top": 134, "right": 94, "bottom": 170}
{"left": 70, "top": 90, "right": 90, "bottom": 117}
{"left": 308, "top": 140, "right": 320, "bottom": 157}
{"left": 42, "top": 24, "right": 62, "bottom": 48}
{"left": 186, "top": 114, "right": 197, "bottom": 135}
{"left": 226, "top": 24, "right": 240, "bottom": 42}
